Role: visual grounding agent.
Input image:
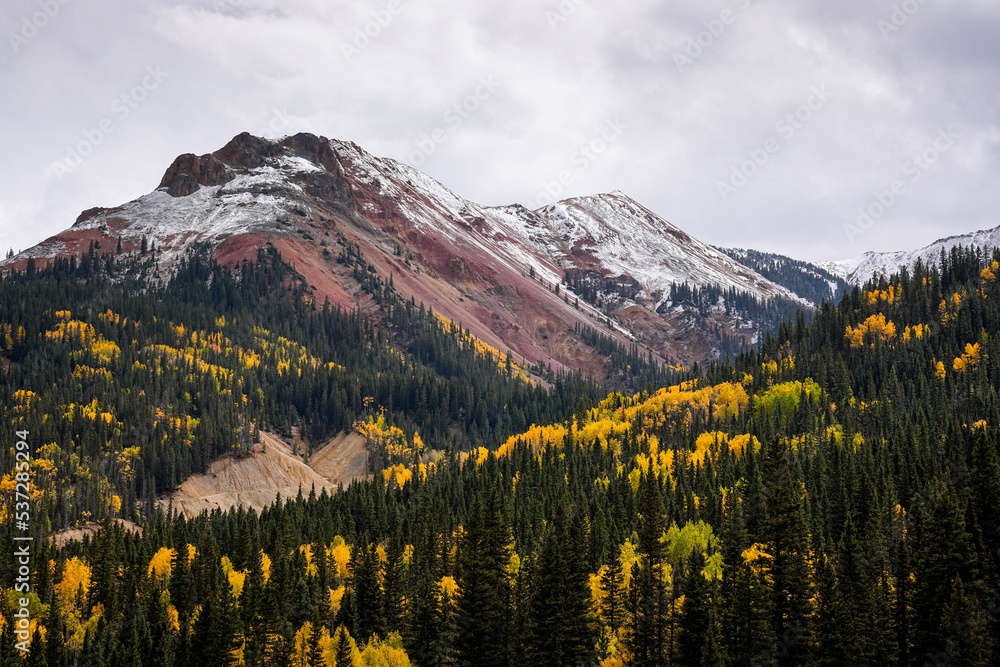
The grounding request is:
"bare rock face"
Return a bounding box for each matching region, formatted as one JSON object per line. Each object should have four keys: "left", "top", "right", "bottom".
{"left": 158, "top": 152, "right": 233, "bottom": 197}
{"left": 215, "top": 132, "right": 284, "bottom": 170}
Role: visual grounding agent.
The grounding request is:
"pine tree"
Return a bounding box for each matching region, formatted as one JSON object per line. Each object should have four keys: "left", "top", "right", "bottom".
{"left": 912, "top": 488, "right": 978, "bottom": 659}
{"left": 601, "top": 551, "right": 625, "bottom": 632}
{"left": 525, "top": 509, "right": 597, "bottom": 667}
{"left": 760, "top": 437, "right": 812, "bottom": 666}
{"left": 939, "top": 576, "right": 990, "bottom": 667}
{"left": 719, "top": 491, "right": 774, "bottom": 666}
{"left": 350, "top": 543, "right": 384, "bottom": 643}
{"left": 675, "top": 551, "right": 718, "bottom": 667}
{"left": 456, "top": 490, "right": 513, "bottom": 667}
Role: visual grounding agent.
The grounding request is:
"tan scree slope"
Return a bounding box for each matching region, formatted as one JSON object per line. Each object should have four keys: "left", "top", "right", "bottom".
{"left": 163, "top": 431, "right": 369, "bottom": 518}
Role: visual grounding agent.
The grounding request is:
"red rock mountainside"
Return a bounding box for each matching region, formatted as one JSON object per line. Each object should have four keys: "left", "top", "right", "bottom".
{"left": 3, "top": 133, "right": 804, "bottom": 371}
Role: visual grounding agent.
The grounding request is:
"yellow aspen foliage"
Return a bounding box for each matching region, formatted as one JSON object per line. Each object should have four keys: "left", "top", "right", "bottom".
{"left": 939, "top": 292, "right": 964, "bottom": 325}
{"left": 186, "top": 544, "right": 197, "bottom": 564}
{"left": 497, "top": 423, "right": 568, "bottom": 457}
{"left": 330, "top": 540, "right": 351, "bottom": 580}
{"left": 360, "top": 633, "right": 412, "bottom": 667}
{"left": 507, "top": 552, "right": 521, "bottom": 579}
{"left": 590, "top": 568, "right": 607, "bottom": 614}
{"left": 619, "top": 540, "right": 640, "bottom": 590}
{"left": 439, "top": 576, "right": 459, "bottom": 602}
{"left": 166, "top": 605, "right": 180, "bottom": 634}
{"left": 260, "top": 550, "right": 272, "bottom": 584}
{"left": 864, "top": 286, "right": 899, "bottom": 305}
{"left": 845, "top": 313, "right": 897, "bottom": 348}
{"left": 329, "top": 586, "right": 346, "bottom": 614}
{"left": 220, "top": 555, "right": 235, "bottom": 576}
{"left": 727, "top": 434, "right": 760, "bottom": 457}
{"left": 982, "top": 261, "right": 999, "bottom": 283}
{"left": 662, "top": 521, "right": 723, "bottom": 580}
{"left": 690, "top": 432, "right": 728, "bottom": 468}
{"left": 742, "top": 543, "right": 772, "bottom": 575}
{"left": 382, "top": 464, "right": 413, "bottom": 489}
{"left": 228, "top": 569, "right": 247, "bottom": 599}
{"left": 753, "top": 380, "right": 823, "bottom": 419}
{"left": 148, "top": 548, "right": 177, "bottom": 580}
{"left": 55, "top": 557, "right": 92, "bottom": 616}
{"left": 902, "top": 324, "right": 927, "bottom": 343}
{"left": 293, "top": 622, "right": 315, "bottom": 667}
{"left": 953, "top": 342, "right": 982, "bottom": 372}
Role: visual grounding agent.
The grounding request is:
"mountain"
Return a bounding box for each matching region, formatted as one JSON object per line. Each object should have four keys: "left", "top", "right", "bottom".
{"left": 2, "top": 132, "right": 805, "bottom": 370}
{"left": 3, "top": 136, "right": 999, "bottom": 667}
{"left": 719, "top": 247, "right": 849, "bottom": 306}
{"left": 819, "top": 223, "right": 1000, "bottom": 285}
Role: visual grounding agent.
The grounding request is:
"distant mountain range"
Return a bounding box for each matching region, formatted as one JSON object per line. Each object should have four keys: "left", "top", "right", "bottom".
{"left": 819, "top": 225, "right": 1000, "bottom": 285}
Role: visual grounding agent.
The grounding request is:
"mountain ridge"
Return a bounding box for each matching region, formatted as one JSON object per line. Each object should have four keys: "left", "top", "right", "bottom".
{"left": 819, "top": 223, "right": 1000, "bottom": 285}
{"left": 3, "top": 131, "right": 808, "bottom": 369}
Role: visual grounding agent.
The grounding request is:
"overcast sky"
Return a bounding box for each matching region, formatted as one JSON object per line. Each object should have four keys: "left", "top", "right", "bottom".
{"left": 2, "top": 0, "right": 998, "bottom": 262}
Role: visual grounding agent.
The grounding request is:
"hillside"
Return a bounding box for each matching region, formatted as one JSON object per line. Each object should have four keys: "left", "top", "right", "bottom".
{"left": 719, "top": 246, "right": 849, "bottom": 306}
{"left": 3, "top": 243, "right": 998, "bottom": 666}
{"left": 162, "top": 431, "right": 368, "bottom": 518}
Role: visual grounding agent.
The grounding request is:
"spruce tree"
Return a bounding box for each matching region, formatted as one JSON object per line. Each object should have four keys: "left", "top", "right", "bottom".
{"left": 760, "top": 437, "right": 812, "bottom": 667}
{"left": 456, "top": 490, "right": 512, "bottom": 667}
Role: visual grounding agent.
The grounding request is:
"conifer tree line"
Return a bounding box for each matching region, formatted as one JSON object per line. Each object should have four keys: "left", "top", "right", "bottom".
{"left": 1, "top": 242, "right": 999, "bottom": 666}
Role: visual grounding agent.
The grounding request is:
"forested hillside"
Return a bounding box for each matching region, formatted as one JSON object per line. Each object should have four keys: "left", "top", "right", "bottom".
{"left": 719, "top": 247, "right": 849, "bottom": 307}
{"left": 2, "top": 243, "right": 999, "bottom": 666}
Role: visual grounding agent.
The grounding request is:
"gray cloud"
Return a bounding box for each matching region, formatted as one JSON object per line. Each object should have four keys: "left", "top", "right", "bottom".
{"left": 1, "top": 0, "right": 998, "bottom": 263}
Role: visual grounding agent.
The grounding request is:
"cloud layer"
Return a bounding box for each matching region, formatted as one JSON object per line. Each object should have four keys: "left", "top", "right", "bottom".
{"left": 2, "top": 0, "right": 998, "bottom": 262}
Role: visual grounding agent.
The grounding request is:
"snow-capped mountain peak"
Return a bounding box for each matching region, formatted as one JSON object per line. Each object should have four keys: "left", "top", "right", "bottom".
{"left": 821, "top": 224, "right": 1000, "bottom": 285}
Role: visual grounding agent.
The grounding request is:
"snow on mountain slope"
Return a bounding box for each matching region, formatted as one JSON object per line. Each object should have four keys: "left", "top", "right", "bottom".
{"left": 530, "top": 193, "right": 809, "bottom": 308}
{"left": 821, "top": 224, "right": 1000, "bottom": 285}
{"left": 1, "top": 132, "right": 810, "bottom": 368}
